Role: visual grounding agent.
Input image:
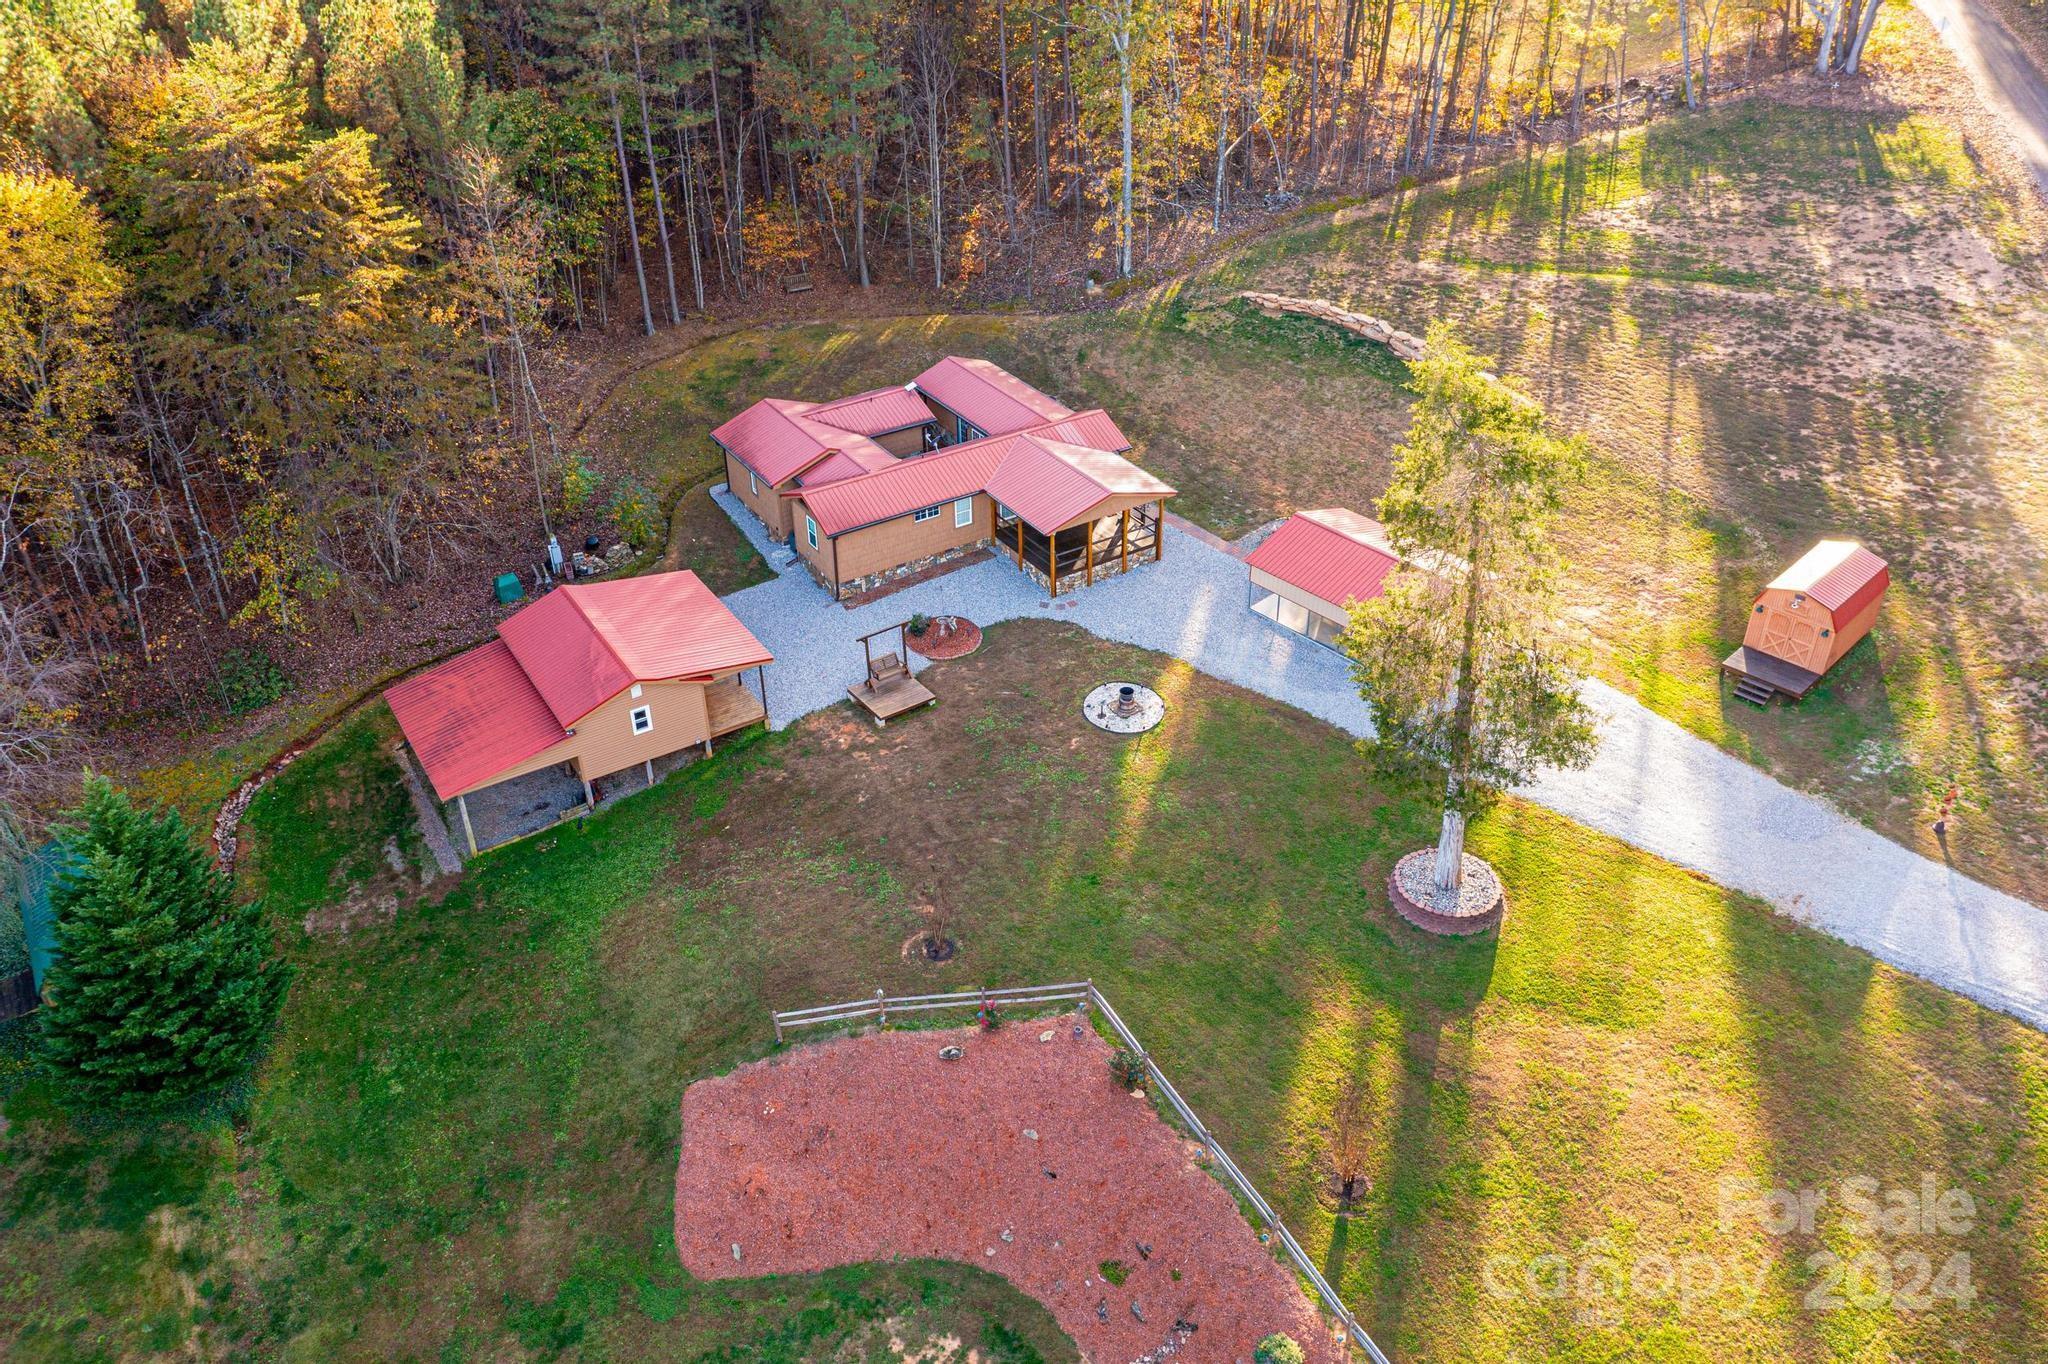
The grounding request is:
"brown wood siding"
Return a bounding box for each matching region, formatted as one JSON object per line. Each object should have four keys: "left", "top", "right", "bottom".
{"left": 836, "top": 495, "right": 992, "bottom": 580}
{"left": 1824, "top": 593, "right": 1884, "bottom": 670}
{"left": 452, "top": 678, "right": 717, "bottom": 797}
{"left": 790, "top": 497, "right": 838, "bottom": 586}
{"left": 874, "top": 426, "right": 928, "bottom": 456}
{"left": 724, "top": 450, "right": 791, "bottom": 538}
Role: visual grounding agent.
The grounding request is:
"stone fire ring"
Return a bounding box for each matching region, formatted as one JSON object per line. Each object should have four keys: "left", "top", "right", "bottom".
{"left": 1386, "top": 849, "right": 1505, "bottom": 935}
{"left": 1082, "top": 682, "right": 1166, "bottom": 734}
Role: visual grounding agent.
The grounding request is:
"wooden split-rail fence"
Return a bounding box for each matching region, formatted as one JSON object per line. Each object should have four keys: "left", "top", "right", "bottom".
{"left": 769, "top": 979, "right": 1396, "bottom": 1364}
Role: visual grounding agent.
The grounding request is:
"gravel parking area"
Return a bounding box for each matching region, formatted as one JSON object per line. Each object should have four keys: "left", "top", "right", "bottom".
{"left": 675, "top": 1016, "right": 1344, "bottom": 1363}
{"left": 711, "top": 486, "right": 2048, "bottom": 1031}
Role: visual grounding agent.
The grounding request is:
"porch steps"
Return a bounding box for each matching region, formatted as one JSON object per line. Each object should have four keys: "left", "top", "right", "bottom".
{"left": 1731, "top": 675, "right": 1779, "bottom": 708}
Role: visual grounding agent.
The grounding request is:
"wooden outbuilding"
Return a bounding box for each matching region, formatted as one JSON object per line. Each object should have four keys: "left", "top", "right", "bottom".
{"left": 1722, "top": 540, "right": 1889, "bottom": 706}
{"left": 385, "top": 571, "right": 772, "bottom": 856}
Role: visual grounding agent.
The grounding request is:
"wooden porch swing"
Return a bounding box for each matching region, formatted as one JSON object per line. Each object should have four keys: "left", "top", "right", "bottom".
{"left": 848, "top": 621, "right": 936, "bottom": 724}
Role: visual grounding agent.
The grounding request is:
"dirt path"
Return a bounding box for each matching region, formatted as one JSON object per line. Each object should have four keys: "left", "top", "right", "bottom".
{"left": 676, "top": 1017, "right": 1344, "bottom": 1363}
{"left": 1915, "top": 0, "right": 2048, "bottom": 193}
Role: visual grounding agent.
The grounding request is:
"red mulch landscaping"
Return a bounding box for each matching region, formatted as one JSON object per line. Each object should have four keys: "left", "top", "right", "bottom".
{"left": 675, "top": 1016, "right": 1344, "bottom": 1363}
{"left": 908, "top": 618, "right": 983, "bottom": 660}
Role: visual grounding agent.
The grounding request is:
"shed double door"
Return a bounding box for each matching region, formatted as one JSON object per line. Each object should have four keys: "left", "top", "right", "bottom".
{"left": 1757, "top": 608, "right": 1822, "bottom": 669}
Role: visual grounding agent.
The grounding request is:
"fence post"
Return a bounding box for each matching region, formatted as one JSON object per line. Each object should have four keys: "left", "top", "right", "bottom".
{"left": 773, "top": 1012, "right": 783, "bottom": 1045}
{"left": 876, "top": 987, "right": 887, "bottom": 1027}
{"left": 1081, "top": 978, "right": 1094, "bottom": 1022}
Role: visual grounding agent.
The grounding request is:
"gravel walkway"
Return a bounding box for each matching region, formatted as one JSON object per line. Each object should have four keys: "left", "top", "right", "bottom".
{"left": 712, "top": 486, "right": 2048, "bottom": 1031}
{"left": 676, "top": 1016, "right": 1344, "bottom": 1363}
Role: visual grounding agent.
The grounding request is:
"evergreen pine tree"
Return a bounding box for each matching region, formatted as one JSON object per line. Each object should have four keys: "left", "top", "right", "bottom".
{"left": 40, "top": 775, "right": 291, "bottom": 1108}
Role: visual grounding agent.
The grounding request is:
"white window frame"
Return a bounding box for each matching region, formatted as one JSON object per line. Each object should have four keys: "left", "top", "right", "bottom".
{"left": 953, "top": 497, "right": 974, "bottom": 527}
{"left": 805, "top": 515, "right": 818, "bottom": 549}
{"left": 914, "top": 505, "right": 942, "bottom": 523}
{"left": 748, "top": 470, "right": 759, "bottom": 495}
{"left": 630, "top": 705, "right": 652, "bottom": 735}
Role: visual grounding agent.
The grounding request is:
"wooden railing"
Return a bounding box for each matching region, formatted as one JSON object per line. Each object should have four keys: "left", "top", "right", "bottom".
{"left": 769, "top": 979, "right": 1395, "bottom": 1364}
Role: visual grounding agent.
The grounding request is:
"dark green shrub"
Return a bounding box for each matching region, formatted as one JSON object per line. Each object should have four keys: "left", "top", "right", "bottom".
{"left": 1109, "top": 1047, "right": 1147, "bottom": 1090}
{"left": 908, "top": 612, "right": 930, "bottom": 637}
{"left": 215, "top": 646, "right": 289, "bottom": 715}
{"left": 1098, "top": 1259, "right": 1129, "bottom": 1286}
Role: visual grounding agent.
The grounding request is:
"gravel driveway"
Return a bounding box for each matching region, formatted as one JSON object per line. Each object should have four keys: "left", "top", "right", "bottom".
{"left": 713, "top": 487, "right": 2048, "bottom": 1031}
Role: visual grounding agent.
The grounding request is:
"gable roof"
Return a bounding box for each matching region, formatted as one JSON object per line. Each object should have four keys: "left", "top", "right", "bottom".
{"left": 1245, "top": 509, "right": 1403, "bottom": 610}
{"left": 1767, "top": 540, "right": 1889, "bottom": 620}
{"left": 982, "top": 435, "right": 1176, "bottom": 534}
{"left": 388, "top": 571, "right": 773, "bottom": 800}
{"left": 710, "top": 397, "right": 896, "bottom": 487}
{"left": 806, "top": 385, "right": 932, "bottom": 436}
{"left": 913, "top": 356, "right": 1073, "bottom": 434}
{"left": 793, "top": 408, "right": 1157, "bottom": 537}
{"left": 386, "top": 639, "right": 569, "bottom": 800}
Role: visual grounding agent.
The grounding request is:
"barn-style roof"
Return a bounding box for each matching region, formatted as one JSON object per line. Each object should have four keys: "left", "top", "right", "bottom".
{"left": 1767, "top": 540, "right": 1889, "bottom": 619}
{"left": 386, "top": 571, "right": 771, "bottom": 800}
{"left": 1245, "top": 509, "right": 1403, "bottom": 610}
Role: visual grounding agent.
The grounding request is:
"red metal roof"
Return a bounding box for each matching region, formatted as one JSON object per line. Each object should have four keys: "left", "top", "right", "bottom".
{"left": 387, "top": 571, "right": 772, "bottom": 797}
{"left": 711, "top": 398, "right": 895, "bottom": 487}
{"left": 794, "top": 451, "right": 871, "bottom": 487}
{"left": 1026, "top": 408, "right": 1132, "bottom": 452}
{"left": 1245, "top": 510, "right": 1402, "bottom": 610}
{"left": 798, "top": 437, "right": 1017, "bottom": 536}
{"left": 982, "top": 435, "right": 1176, "bottom": 534}
{"left": 806, "top": 386, "right": 931, "bottom": 436}
{"left": 385, "top": 640, "right": 567, "bottom": 800}
{"left": 912, "top": 357, "right": 1073, "bottom": 434}
{"left": 1767, "top": 540, "right": 1888, "bottom": 620}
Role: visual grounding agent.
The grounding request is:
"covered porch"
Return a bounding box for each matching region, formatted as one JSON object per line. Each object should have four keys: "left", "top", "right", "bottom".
{"left": 997, "top": 501, "right": 1165, "bottom": 595}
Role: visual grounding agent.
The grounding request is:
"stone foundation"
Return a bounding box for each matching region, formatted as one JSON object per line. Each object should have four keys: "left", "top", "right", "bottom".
{"left": 836, "top": 540, "right": 992, "bottom": 599}
{"left": 1017, "top": 550, "right": 1155, "bottom": 596}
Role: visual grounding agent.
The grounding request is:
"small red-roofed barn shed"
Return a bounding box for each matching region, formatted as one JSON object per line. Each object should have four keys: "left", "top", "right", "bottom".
{"left": 1722, "top": 540, "right": 1889, "bottom": 704}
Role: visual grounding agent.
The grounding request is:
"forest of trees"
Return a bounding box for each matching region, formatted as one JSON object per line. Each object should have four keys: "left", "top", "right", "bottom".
{"left": 0, "top": 0, "right": 1855, "bottom": 827}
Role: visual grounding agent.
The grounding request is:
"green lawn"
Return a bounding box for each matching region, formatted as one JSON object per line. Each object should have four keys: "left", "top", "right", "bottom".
{"left": 6, "top": 622, "right": 2045, "bottom": 1361}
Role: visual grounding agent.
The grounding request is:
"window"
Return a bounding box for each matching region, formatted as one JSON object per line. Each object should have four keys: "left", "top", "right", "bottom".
{"left": 748, "top": 471, "right": 759, "bottom": 495}
{"left": 805, "top": 515, "right": 818, "bottom": 549}
{"left": 630, "top": 683, "right": 643, "bottom": 699}
{"left": 914, "top": 505, "right": 942, "bottom": 523}
{"left": 955, "top": 416, "right": 984, "bottom": 444}
{"left": 630, "top": 705, "right": 652, "bottom": 735}
{"left": 954, "top": 497, "right": 974, "bottom": 527}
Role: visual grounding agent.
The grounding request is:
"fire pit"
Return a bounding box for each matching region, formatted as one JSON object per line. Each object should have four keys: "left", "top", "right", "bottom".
{"left": 1083, "top": 681, "right": 1166, "bottom": 734}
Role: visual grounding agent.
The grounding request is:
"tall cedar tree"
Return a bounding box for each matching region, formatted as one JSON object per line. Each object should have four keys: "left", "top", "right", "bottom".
{"left": 1341, "top": 321, "right": 1599, "bottom": 893}
{"left": 40, "top": 776, "right": 290, "bottom": 1108}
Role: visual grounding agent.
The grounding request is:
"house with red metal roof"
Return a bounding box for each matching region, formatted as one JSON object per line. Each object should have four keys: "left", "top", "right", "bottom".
{"left": 1244, "top": 509, "right": 1405, "bottom": 648}
{"left": 384, "top": 571, "right": 772, "bottom": 856}
{"left": 1723, "top": 540, "right": 1889, "bottom": 705}
{"left": 712, "top": 357, "right": 1176, "bottom": 600}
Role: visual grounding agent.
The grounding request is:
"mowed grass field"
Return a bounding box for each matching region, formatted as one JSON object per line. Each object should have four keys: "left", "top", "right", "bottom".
{"left": 6, "top": 622, "right": 2048, "bottom": 1362}
{"left": 598, "top": 41, "right": 2048, "bottom": 907}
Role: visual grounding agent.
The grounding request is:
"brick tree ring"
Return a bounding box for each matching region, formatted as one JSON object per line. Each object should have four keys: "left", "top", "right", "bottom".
{"left": 1384, "top": 849, "right": 1505, "bottom": 935}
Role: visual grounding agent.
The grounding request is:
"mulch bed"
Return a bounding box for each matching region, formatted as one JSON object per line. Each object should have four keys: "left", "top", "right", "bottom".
{"left": 907, "top": 618, "right": 983, "bottom": 660}
{"left": 676, "top": 1016, "right": 1344, "bottom": 1363}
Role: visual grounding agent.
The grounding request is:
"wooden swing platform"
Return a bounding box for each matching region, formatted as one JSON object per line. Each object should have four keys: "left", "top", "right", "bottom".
{"left": 849, "top": 622, "right": 936, "bottom": 723}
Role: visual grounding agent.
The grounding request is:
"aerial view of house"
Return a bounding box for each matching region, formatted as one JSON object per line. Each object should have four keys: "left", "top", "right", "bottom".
{"left": 715, "top": 357, "right": 1176, "bottom": 598}
{"left": 11, "top": 7, "right": 2048, "bottom": 1362}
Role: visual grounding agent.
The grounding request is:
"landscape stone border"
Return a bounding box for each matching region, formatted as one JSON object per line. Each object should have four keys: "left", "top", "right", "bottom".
{"left": 1385, "top": 849, "right": 1505, "bottom": 936}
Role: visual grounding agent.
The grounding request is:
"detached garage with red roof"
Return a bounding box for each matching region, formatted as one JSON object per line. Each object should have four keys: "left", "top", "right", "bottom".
{"left": 384, "top": 571, "right": 772, "bottom": 857}
{"left": 1244, "top": 509, "right": 1403, "bottom": 648}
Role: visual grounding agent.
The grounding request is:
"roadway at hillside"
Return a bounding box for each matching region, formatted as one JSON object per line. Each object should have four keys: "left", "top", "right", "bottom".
{"left": 1916, "top": 0, "right": 2048, "bottom": 193}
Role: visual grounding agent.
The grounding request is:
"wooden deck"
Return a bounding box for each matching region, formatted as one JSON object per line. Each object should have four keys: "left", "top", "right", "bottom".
{"left": 848, "top": 672, "right": 936, "bottom": 722}
{"left": 707, "top": 678, "right": 768, "bottom": 737}
{"left": 1721, "top": 645, "right": 1822, "bottom": 704}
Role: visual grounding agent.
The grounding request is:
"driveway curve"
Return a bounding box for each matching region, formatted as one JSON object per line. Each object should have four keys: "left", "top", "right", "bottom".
{"left": 712, "top": 487, "right": 2048, "bottom": 1032}
{"left": 1916, "top": 0, "right": 2048, "bottom": 194}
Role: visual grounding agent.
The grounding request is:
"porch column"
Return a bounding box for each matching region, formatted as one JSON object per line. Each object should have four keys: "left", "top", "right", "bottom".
{"left": 1016, "top": 517, "right": 1025, "bottom": 569}
{"left": 581, "top": 775, "right": 595, "bottom": 807}
{"left": 1120, "top": 508, "right": 1130, "bottom": 575}
{"left": 1155, "top": 500, "right": 1165, "bottom": 561}
{"left": 1085, "top": 521, "right": 1095, "bottom": 586}
{"left": 456, "top": 794, "right": 478, "bottom": 858}
{"left": 1048, "top": 525, "right": 1058, "bottom": 597}
{"left": 756, "top": 664, "right": 769, "bottom": 727}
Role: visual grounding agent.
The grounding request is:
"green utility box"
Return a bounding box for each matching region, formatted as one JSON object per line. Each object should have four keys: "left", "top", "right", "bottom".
{"left": 493, "top": 572, "right": 524, "bottom": 605}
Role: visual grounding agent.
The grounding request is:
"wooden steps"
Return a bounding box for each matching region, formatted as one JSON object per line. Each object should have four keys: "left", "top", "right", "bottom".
{"left": 1731, "top": 675, "right": 1779, "bottom": 708}
{"left": 1721, "top": 645, "right": 1821, "bottom": 708}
